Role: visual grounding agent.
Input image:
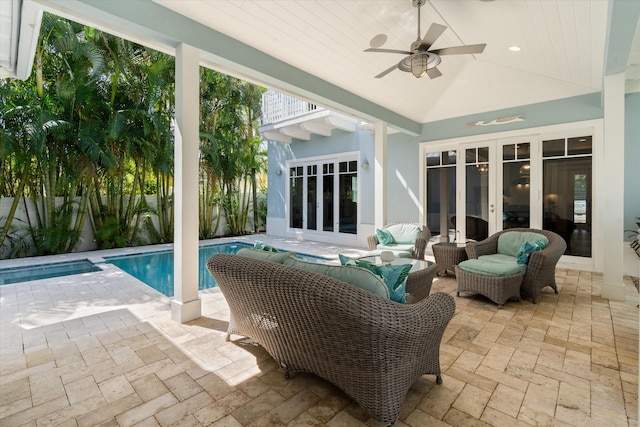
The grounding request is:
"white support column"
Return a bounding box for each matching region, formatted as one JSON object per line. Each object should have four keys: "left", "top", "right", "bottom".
{"left": 374, "top": 122, "right": 388, "bottom": 228}
{"left": 172, "top": 43, "right": 202, "bottom": 322}
{"left": 601, "top": 72, "right": 626, "bottom": 301}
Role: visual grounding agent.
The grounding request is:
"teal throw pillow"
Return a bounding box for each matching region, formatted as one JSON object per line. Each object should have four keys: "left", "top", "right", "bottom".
{"left": 339, "top": 254, "right": 411, "bottom": 303}
{"left": 338, "top": 253, "right": 357, "bottom": 266}
{"left": 254, "top": 240, "right": 279, "bottom": 252}
{"left": 535, "top": 238, "right": 548, "bottom": 250}
{"left": 516, "top": 240, "right": 545, "bottom": 265}
{"left": 375, "top": 228, "right": 395, "bottom": 245}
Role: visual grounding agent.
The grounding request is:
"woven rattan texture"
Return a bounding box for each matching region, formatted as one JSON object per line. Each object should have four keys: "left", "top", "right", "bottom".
{"left": 464, "top": 228, "right": 567, "bottom": 303}
{"left": 206, "top": 254, "right": 454, "bottom": 426}
{"left": 455, "top": 267, "right": 524, "bottom": 308}
{"left": 405, "top": 262, "right": 438, "bottom": 302}
{"left": 432, "top": 243, "right": 469, "bottom": 275}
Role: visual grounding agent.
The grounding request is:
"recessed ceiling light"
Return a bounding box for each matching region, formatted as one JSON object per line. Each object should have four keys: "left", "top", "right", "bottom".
{"left": 508, "top": 46, "right": 521, "bottom": 52}
{"left": 370, "top": 34, "right": 387, "bottom": 49}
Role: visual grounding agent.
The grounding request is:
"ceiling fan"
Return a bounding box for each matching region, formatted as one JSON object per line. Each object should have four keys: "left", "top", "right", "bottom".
{"left": 364, "top": 0, "right": 486, "bottom": 79}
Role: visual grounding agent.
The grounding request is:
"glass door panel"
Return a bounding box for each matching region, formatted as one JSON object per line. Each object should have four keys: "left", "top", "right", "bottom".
{"left": 502, "top": 142, "right": 530, "bottom": 229}
{"left": 425, "top": 150, "right": 457, "bottom": 241}
{"left": 542, "top": 135, "right": 592, "bottom": 256}
{"left": 289, "top": 166, "right": 303, "bottom": 228}
{"left": 338, "top": 161, "right": 358, "bottom": 234}
{"left": 322, "top": 162, "right": 334, "bottom": 232}
{"left": 306, "top": 165, "right": 317, "bottom": 230}
{"left": 464, "top": 147, "right": 491, "bottom": 241}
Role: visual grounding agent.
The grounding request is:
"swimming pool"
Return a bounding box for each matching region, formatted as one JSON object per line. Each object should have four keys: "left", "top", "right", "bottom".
{"left": 105, "top": 242, "right": 328, "bottom": 297}
{"left": 0, "top": 260, "right": 101, "bottom": 284}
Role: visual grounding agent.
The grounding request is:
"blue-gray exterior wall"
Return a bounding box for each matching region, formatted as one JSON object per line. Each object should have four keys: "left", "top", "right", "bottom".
{"left": 268, "top": 91, "right": 638, "bottom": 236}
{"left": 384, "top": 134, "right": 423, "bottom": 224}
{"left": 625, "top": 91, "right": 640, "bottom": 240}
{"left": 383, "top": 93, "right": 605, "bottom": 221}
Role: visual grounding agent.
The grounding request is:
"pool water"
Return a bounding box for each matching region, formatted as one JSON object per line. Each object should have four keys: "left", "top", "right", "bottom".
{"left": 105, "top": 242, "right": 328, "bottom": 297}
{"left": 0, "top": 260, "right": 101, "bottom": 284}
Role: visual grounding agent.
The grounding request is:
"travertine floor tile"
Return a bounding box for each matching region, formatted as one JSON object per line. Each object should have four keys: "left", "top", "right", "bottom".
{"left": 0, "top": 241, "right": 637, "bottom": 427}
{"left": 452, "top": 384, "right": 492, "bottom": 419}
{"left": 487, "top": 383, "right": 525, "bottom": 418}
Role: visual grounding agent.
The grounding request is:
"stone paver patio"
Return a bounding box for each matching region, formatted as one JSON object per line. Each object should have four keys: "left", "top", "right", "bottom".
{"left": 0, "top": 237, "right": 638, "bottom": 426}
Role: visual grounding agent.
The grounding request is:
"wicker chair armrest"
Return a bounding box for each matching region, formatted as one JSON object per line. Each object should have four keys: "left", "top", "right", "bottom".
{"left": 405, "top": 262, "right": 437, "bottom": 302}
{"left": 413, "top": 237, "right": 427, "bottom": 260}
{"left": 367, "top": 234, "right": 379, "bottom": 250}
{"left": 389, "top": 292, "right": 456, "bottom": 340}
{"left": 527, "top": 238, "right": 566, "bottom": 277}
{"left": 466, "top": 239, "right": 497, "bottom": 259}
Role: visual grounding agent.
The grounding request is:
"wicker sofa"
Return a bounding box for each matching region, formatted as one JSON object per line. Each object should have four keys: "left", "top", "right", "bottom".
{"left": 366, "top": 222, "right": 431, "bottom": 259}
{"left": 206, "top": 252, "right": 455, "bottom": 426}
{"left": 458, "top": 228, "right": 566, "bottom": 304}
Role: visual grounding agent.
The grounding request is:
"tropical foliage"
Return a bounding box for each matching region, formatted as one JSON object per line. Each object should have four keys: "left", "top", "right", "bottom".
{"left": 0, "top": 13, "right": 267, "bottom": 258}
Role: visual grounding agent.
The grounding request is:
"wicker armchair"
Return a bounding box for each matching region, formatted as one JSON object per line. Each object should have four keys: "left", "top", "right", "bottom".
{"left": 366, "top": 222, "right": 431, "bottom": 259}
{"left": 464, "top": 228, "right": 566, "bottom": 303}
{"left": 207, "top": 254, "right": 455, "bottom": 426}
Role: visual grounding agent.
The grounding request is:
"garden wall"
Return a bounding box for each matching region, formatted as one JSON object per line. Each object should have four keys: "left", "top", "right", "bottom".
{"left": 0, "top": 196, "right": 261, "bottom": 257}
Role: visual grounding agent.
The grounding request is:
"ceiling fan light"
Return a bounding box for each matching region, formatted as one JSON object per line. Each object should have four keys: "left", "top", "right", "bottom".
{"left": 410, "top": 53, "right": 428, "bottom": 78}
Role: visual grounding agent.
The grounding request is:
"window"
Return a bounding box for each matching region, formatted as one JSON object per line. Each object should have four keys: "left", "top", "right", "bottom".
{"left": 543, "top": 136, "right": 592, "bottom": 257}
{"left": 503, "top": 143, "right": 530, "bottom": 229}
{"left": 425, "top": 150, "right": 457, "bottom": 237}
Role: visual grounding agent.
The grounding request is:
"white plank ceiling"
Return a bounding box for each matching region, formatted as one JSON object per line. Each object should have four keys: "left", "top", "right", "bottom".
{"left": 155, "top": 0, "right": 618, "bottom": 124}
{"left": 3, "top": 0, "right": 635, "bottom": 124}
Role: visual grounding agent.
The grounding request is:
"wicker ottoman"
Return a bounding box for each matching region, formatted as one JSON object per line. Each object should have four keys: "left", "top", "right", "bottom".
{"left": 454, "top": 266, "right": 524, "bottom": 308}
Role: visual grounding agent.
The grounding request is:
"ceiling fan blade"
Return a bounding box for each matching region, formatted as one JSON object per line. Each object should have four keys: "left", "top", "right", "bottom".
{"left": 427, "top": 67, "right": 442, "bottom": 79}
{"left": 365, "top": 48, "right": 413, "bottom": 55}
{"left": 374, "top": 63, "right": 399, "bottom": 79}
{"left": 418, "top": 23, "right": 447, "bottom": 51}
{"left": 430, "top": 43, "right": 486, "bottom": 55}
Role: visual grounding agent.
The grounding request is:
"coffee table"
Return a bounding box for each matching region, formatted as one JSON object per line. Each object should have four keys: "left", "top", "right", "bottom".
{"left": 358, "top": 255, "right": 437, "bottom": 303}
{"left": 432, "top": 242, "right": 468, "bottom": 276}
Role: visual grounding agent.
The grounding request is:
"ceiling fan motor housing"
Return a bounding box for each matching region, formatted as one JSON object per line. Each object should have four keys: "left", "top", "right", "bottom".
{"left": 399, "top": 52, "right": 441, "bottom": 74}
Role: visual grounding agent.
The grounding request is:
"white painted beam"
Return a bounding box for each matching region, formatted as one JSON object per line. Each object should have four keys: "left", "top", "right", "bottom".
{"left": 325, "top": 115, "right": 358, "bottom": 132}
{"left": 301, "top": 120, "right": 332, "bottom": 137}
{"left": 280, "top": 125, "right": 311, "bottom": 141}
{"left": 262, "top": 130, "right": 291, "bottom": 144}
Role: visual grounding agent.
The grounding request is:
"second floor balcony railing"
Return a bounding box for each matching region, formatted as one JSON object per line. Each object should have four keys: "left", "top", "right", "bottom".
{"left": 261, "top": 90, "right": 321, "bottom": 124}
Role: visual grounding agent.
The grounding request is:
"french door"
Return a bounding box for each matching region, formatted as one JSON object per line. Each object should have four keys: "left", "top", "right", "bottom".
{"left": 426, "top": 138, "right": 534, "bottom": 242}
{"left": 289, "top": 158, "right": 358, "bottom": 235}
{"left": 425, "top": 131, "right": 592, "bottom": 258}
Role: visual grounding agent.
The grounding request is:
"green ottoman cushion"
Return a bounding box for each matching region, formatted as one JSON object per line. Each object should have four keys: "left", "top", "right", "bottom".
{"left": 458, "top": 258, "right": 526, "bottom": 277}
